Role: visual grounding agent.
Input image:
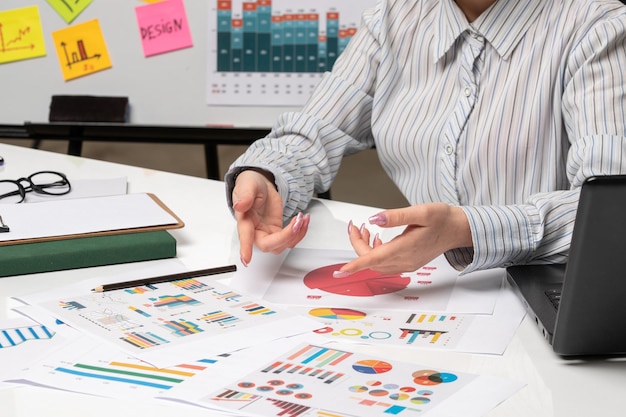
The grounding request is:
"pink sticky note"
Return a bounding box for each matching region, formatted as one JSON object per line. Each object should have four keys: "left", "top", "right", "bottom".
{"left": 135, "top": 0, "right": 193, "bottom": 57}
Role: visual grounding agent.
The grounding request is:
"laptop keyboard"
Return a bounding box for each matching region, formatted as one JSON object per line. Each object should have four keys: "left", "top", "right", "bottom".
{"left": 545, "top": 289, "right": 561, "bottom": 310}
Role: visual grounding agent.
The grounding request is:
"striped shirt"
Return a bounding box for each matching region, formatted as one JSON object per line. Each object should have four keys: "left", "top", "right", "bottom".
{"left": 226, "top": 0, "right": 626, "bottom": 273}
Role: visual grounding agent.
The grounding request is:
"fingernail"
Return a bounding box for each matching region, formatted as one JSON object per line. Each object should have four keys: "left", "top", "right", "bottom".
{"left": 369, "top": 213, "right": 387, "bottom": 226}
{"left": 333, "top": 270, "right": 351, "bottom": 278}
{"left": 303, "top": 213, "right": 311, "bottom": 227}
{"left": 292, "top": 212, "right": 304, "bottom": 234}
{"left": 347, "top": 220, "right": 353, "bottom": 234}
{"left": 359, "top": 223, "right": 366, "bottom": 234}
{"left": 240, "top": 256, "right": 249, "bottom": 268}
{"left": 232, "top": 199, "right": 241, "bottom": 209}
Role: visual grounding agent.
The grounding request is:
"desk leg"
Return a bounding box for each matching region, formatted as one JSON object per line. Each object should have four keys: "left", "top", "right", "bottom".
{"left": 204, "top": 143, "right": 220, "bottom": 180}
{"left": 67, "top": 139, "right": 83, "bottom": 156}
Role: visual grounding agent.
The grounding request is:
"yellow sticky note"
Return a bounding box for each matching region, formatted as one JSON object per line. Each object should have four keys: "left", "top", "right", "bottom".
{"left": 46, "top": 0, "right": 93, "bottom": 24}
{"left": 51, "top": 19, "right": 112, "bottom": 81}
{"left": 0, "top": 6, "right": 47, "bottom": 64}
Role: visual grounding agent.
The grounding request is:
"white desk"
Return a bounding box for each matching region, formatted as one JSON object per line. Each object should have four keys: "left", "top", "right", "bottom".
{"left": 0, "top": 143, "right": 624, "bottom": 417}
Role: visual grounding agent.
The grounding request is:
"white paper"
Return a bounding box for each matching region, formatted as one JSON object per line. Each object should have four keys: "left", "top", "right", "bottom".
{"left": 161, "top": 341, "right": 524, "bottom": 417}
{"left": 0, "top": 193, "right": 178, "bottom": 242}
{"left": 233, "top": 249, "right": 502, "bottom": 313}
{"left": 0, "top": 308, "right": 81, "bottom": 390}
{"left": 289, "top": 282, "right": 527, "bottom": 355}
{"left": 14, "top": 263, "right": 322, "bottom": 368}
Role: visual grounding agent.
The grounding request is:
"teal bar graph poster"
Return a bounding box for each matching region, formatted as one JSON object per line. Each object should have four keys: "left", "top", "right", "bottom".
{"left": 207, "top": 0, "right": 375, "bottom": 106}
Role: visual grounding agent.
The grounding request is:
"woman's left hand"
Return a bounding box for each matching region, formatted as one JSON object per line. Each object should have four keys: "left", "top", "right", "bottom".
{"left": 333, "top": 203, "right": 472, "bottom": 276}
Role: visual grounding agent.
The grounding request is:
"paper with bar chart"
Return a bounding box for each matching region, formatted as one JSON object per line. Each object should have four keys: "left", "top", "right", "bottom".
{"left": 0, "top": 311, "right": 81, "bottom": 390}
{"left": 15, "top": 266, "right": 320, "bottom": 367}
{"left": 7, "top": 327, "right": 316, "bottom": 404}
{"left": 9, "top": 331, "right": 228, "bottom": 400}
{"left": 207, "top": 0, "right": 376, "bottom": 106}
{"left": 290, "top": 281, "right": 527, "bottom": 354}
{"left": 161, "top": 343, "right": 524, "bottom": 417}
{"left": 236, "top": 249, "right": 504, "bottom": 313}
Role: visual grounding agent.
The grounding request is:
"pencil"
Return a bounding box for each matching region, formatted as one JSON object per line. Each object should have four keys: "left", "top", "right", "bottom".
{"left": 90, "top": 264, "right": 237, "bottom": 292}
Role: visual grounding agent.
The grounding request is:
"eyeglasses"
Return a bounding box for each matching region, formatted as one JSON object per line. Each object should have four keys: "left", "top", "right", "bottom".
{"left": 0, "top": 171, "right": 71, "bottom": 203}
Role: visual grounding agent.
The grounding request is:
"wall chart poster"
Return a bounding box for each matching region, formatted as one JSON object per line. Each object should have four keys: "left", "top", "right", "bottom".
{"left": 206, "top": 0, "right": 377, "bottom": 106}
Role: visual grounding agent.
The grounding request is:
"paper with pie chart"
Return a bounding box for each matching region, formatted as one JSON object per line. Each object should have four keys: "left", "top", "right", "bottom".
{"left": 161, "top": 342, "right": 524, "bottom": 417}
{"left": 289, "top": 279, "right": 527, "bottom": 355}
{"left": 258, "top": 249, "right": 503, "bottom": 313}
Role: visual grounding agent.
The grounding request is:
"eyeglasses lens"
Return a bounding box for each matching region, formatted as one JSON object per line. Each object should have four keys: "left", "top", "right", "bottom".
{"left": 0, "top": 182, "right": 24, "bottom": 203}
{"left": 29, "top": 172, "right": 71, "bottom": 195}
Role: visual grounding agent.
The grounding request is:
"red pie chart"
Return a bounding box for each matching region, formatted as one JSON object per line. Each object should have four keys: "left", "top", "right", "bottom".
{"left": 352, "top": 359, "right": 393, "bottom": 374}
{"left": 303, "top": 263, "right": 410, "bottom": 297}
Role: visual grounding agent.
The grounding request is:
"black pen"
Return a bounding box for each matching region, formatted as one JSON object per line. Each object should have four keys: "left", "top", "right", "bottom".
{"left": 91, "top": 264, "right": 237, "bottom": 292}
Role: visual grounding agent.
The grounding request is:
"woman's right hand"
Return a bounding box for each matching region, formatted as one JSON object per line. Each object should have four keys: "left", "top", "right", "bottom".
{"left": 231, "top": 169, "right": 310, "bottom": 266}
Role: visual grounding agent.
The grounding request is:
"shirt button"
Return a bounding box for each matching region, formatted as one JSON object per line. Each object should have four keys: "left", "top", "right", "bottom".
{"left": 444, "top": 144, "right": 454, "bottom": 155}
{"left": 464, "top": 86, "right": 472, "bottom": 97}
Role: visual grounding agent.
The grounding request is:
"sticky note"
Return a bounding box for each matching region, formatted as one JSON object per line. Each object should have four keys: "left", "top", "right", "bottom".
{"left": 135, "top": 0, "right": 193, "bottom": 57}
{"left": 0, "top": 6, "right": 47, "bottom": 64}
{"left": 46, "top": 0, "right": 93, "bottom": 24}
{"left": 51, "top": 19, "right": 112, "bottom": 81}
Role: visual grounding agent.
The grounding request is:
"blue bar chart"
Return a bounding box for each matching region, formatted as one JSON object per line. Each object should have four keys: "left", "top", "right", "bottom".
{"left": 207, "top": 0, "right": 375, "bottom": 106}
{"left": 216, "top": 0, "right": 356, "bottom": 73}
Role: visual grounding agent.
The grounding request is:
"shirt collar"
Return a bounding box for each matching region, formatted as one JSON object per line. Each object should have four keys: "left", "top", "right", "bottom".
{"left": 435, "top": 0, "right": 545, "bottom": 62}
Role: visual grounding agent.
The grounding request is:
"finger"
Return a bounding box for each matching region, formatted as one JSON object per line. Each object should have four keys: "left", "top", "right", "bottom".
{"left": 256, "top": 213, "right": 309, "bottom": 253}
{"left": 235, "top": 214, "right": 256, "bottom": 266}
{"left": 369, "top": 206, "right": 428, "bottom": 228}
{"left": 347, "top": 222, "right": 375, "bottom": 256}
{"left": 232, "top": 184, "right": 256, "bottom": 213}
{"left": 334, "top": 250, "right": 382, "bottom": 277}
{"left": 232, "top": 170, "right": 269, "bottom": 213}
{"left": 373, "top": 233, "right": 383, "bottom": 247}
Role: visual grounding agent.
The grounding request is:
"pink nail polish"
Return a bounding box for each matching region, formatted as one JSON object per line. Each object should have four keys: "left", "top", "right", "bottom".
{"left": 292, "top": 212, "right": 304, "bottom": 233}
{"left": 333, "top": 270, "right": 351, "bottom": 278}
{"left": 240, "top": 256, "right": 249, "bottom": 268}
{"left": 369, "top": 213, "right": 387, "bottom": 226}
{"left": 359, "top": 223, "right": 366, "bottom": 234}
{"left": 347, "top": 220, "right": 353, "bottom": 234}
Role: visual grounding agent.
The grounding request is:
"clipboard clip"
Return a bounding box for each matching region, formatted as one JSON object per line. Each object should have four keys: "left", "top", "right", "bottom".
{"left": 0, "top": 216, "right": 9, "bottom": 233}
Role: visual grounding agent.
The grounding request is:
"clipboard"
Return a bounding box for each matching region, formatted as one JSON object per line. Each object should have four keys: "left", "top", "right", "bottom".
{"left": 0, "top": 193, "right": 184, "bottom": 246}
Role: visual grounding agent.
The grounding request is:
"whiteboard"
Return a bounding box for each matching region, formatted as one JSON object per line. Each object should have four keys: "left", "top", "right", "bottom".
{"left": 0, "top": 0, "right": 296, "bottom": 127}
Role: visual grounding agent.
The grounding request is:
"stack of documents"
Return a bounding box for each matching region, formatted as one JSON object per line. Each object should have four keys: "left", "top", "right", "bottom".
{"left": 0, "top": 193, "right": 183, "bottom": 276}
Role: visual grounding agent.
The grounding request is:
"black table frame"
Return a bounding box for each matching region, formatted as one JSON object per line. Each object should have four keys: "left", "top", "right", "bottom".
{"left": 0, "top": 123, "right": 331, "bottom": 199}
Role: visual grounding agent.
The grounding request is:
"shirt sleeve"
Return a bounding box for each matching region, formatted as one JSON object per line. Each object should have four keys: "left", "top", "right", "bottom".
{"left": 225, "top": 3, "right": 384, "bottom": 221}
{"left": 448, "top": 13, "right": 626, "bottom": 273}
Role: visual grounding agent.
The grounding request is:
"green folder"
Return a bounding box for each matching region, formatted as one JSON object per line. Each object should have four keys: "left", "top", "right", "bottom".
{"left": 0, "top": 230, "right": 176, "bottom": 277}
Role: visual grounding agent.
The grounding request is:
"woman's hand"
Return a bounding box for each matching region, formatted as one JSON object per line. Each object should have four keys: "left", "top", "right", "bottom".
{"left": 231, "top": 169, "right": 310, "bottom": 266}
{"left": 334, "top": 203, "right": 472, "bottom": 276}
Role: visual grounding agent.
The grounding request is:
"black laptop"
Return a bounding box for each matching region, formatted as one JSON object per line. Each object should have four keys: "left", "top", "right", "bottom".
{"left": 506, "top": 175, "right": 626, "bottom": 356}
